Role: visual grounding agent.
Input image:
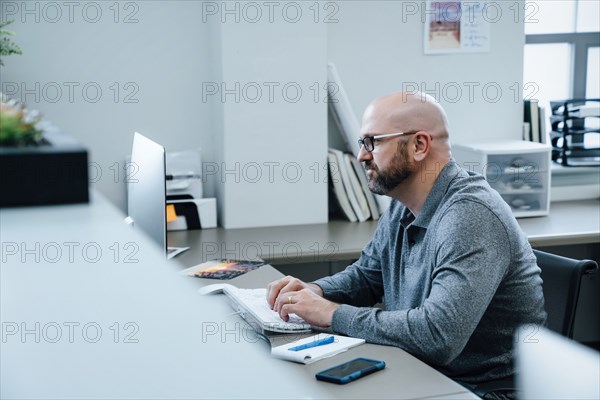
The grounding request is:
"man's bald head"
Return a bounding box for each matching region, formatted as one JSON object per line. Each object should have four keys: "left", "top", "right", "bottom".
{"left": 361, "top": 91, "right": 450, "bottom": 143}
{"left": 358, "top": 91, "right": 452, "bottom": 205}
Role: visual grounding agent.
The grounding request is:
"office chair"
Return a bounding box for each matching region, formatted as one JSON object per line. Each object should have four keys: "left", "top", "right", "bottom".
{"left": 471, "top": 249, "right": 598, "bottom": 400}
{"left": 534, "top": 249, "right": 598, "bottom": 338}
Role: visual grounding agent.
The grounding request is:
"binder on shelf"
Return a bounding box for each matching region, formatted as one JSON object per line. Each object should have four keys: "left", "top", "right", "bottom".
{"left": 522, "top": 122, "right": 531, "bottom": 141}
{"left": 348, "top": 156, "right": 380, "bottom": 220}
{"left": 344, "top": 153, "right": 371, "bottom": 221}
{"left": 327, "top": 151, "right": 357, "bottom": 222}
{"left": 539, "top": 106, "right": 549, "bottom": 145}
{"left": 329, "top": 149, "right": 369, "bottom": 222}
{"left": 327, "top": 63, "right": 361, "bottom": 157}
{"left": 327, "top": 62, "right": 392, "bottom": 215}
{"left": 524, "top": 99, "right": 541, "bottom": 143}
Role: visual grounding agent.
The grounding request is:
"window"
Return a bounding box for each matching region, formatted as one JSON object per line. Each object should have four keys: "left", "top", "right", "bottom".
{"left": 576, "top": 0, "right": 600, "bottom": 33}
{"left": 524, "top": 0, "right": 600, "bottom": 113}
{"left": 586, "top": 47, "right": 599, "bottom": 98}
{"left": 523, "top": 43, "right": 572, "bottom": 110}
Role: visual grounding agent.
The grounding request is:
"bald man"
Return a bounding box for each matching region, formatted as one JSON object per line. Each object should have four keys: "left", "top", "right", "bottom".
{"left": 267, "top": 92, "right": 547, "bottom": 385}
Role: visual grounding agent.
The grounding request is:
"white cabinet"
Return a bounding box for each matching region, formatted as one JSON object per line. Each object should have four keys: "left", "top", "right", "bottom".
{"left": 453, "top": 141, "right": 551, "bottom": 217}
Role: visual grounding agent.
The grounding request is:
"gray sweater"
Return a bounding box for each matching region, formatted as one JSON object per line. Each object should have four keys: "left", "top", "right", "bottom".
{"left": 314, "top": 160, "right": 547, "bottom": 384}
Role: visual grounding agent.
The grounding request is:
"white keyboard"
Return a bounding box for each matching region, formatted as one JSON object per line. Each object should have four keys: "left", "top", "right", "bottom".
{"left": 223, "top": 286, "right": 311, "bottom": 333}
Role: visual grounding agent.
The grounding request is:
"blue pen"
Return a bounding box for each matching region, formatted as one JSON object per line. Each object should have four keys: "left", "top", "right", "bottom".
{"left": 288, "top": 335, "right": 335, "bottom": 352}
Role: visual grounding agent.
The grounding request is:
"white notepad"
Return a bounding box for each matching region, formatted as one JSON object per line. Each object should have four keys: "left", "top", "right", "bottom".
{"left": 271, "top": 333, "right": 365, "bottom": 364}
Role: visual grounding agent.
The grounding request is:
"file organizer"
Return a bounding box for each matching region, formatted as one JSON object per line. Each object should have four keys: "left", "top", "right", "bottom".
{"left": 453, "top": 141, "right": 551, "bottom": 217}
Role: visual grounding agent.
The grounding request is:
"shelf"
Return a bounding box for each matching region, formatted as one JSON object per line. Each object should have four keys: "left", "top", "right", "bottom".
{"left": 550, "top": 99, "right": 600, "bottom": 167}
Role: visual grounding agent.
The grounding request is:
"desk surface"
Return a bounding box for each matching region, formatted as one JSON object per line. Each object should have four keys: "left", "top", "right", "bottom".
{"left": 517, "top": 199, "right": 600, "bottom": 247}
{"left": 1, "top": 192, "right": 475, "bottom": 399}
{"left": 170, "top": 199, "right": 600, "bottom": 266}
{"left": 217, "top": 266, "right": 476, "bottom": 399}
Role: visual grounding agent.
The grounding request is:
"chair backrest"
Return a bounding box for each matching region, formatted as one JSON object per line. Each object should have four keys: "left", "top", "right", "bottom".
{"left": 534, "top": 249, "right": 598, "bottom": 338}
{"left": 471, "top": 250, "right": 597, "bottom": 399}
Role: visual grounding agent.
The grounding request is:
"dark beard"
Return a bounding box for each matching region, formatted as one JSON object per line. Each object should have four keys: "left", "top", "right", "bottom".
{"left": 365, "top": 144, "right": 413, "bottom": 195}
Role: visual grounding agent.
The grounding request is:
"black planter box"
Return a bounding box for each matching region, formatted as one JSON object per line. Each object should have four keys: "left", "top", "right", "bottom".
{"left": 0, "top": 130, "right": 89, "bottom": 207}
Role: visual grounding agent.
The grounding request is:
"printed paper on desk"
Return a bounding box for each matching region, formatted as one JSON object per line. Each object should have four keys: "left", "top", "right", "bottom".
{"left": 181, "top": 259, "right": 265, "bottom": 280}
{"left": 271, "top": 333, "right": 365, "bottom": 364}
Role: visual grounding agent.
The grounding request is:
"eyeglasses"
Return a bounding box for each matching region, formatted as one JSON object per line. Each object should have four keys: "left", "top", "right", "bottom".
{"left": 358, "top": 131, "right": 419, "bottom": 152}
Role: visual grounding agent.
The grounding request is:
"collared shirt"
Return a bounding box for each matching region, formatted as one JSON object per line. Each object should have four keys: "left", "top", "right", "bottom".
{"left": 314, "top": 160, "right": 547, "bottom": 384}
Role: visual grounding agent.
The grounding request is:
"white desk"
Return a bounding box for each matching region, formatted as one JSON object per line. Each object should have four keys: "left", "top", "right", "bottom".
{"left": 169, "top": 199, "right": 600, "bottom": 267}
{"left": 1, "top": 192, "right": 475, "bottom": 399}
{"left": 517, "top": 199, "right": 600, "bottom": 247}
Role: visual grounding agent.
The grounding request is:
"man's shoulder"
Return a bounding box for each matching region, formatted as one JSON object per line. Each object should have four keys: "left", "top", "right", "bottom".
{"left": 434, "top": 170, "right": 518, "bottom": 230}
{"left": 443, "top": 169, "right": 508, "bottom": 211}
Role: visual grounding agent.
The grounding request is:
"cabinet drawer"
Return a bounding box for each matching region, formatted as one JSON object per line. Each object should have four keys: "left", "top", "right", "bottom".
{"left": 453, "top": 141, "right": 551, "bottom": 217}
{"left": 486, "top": 152, "right": 549, "bottom": 178}
{"left": 500, "top": 192, "right": 546, "bottom": 214}
{"left": 488, "top": 171, "right": 548, "bottom": 195}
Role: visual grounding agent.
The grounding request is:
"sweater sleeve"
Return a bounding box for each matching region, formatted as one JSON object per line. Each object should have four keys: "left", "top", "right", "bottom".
{"left": 329, "top": 200, "right": 512, "bottom": 366}
{"left": 312, "top": 213, "right": 389, "bottom": 307}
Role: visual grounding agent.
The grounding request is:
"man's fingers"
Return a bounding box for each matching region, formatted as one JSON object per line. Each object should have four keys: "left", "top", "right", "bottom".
{"left": 266, "top": 277, "right": 292, "bottom": 308}
{"left": 276, "top": 289, "right": 336, "bottom": 328}
{"left": 266, "top": 281, "right": 280, "bottom": 308}
{"left": 274, "top": 290, "right": 299, "bottom": 313}
{"left": 279, "top": 303, "right": 298, "bottom": 322}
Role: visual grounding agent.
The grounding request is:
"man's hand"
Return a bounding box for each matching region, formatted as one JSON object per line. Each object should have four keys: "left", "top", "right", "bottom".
{"left": 274, "top": 288, "right": 339, "bottom": 327}
{"left": 266, "top": 275, "right": 323, "bottom": 308}
{"left": 266, "top": 276, "right": 338, "bottom": 327}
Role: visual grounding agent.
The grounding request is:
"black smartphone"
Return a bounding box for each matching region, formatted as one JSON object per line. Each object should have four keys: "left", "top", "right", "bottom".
{"left": 315, "top": 357, "right": 385, "bottom": 384}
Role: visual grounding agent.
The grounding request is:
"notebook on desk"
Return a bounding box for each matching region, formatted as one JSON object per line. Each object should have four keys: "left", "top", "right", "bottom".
{"left": 271, "top": 333, "right": 365, "bottom": 364}
{"left": 198, "top": 283, "right": 312, "bottom": 334}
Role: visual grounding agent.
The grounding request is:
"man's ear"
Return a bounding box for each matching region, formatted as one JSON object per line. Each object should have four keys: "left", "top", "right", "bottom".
{"left": 413, "top": 132, "right": 431, "bottom": 162}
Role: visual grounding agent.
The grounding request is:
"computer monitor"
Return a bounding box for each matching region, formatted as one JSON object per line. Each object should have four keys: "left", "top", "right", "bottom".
{"left": 127, "top": 132, "right": 167, "bottom": 254}
{"left": 516, "top": 326, "right": 600, "bottom": 399}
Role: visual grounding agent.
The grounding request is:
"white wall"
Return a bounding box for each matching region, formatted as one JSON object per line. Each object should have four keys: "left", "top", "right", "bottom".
{"left": 1, "top": 1, "right": 525, "bottom": 226}
{"left": 327, "top": 1, "right": 525, "bottom": 145}
{"left": 216, "top": 16, "right": 328, "bottom": 228}
{"left": 1, "top": 1, "right": 213, "bottom": 211}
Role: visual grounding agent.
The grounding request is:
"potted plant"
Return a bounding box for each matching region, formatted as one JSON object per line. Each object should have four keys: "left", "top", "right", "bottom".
{"left": 0, "top": 98, "right": 43, "bottom": 146}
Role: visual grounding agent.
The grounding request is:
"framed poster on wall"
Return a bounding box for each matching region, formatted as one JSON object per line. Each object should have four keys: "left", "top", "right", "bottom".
{"left": 424, "top": 1, "right": 491, "bottom": 54}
